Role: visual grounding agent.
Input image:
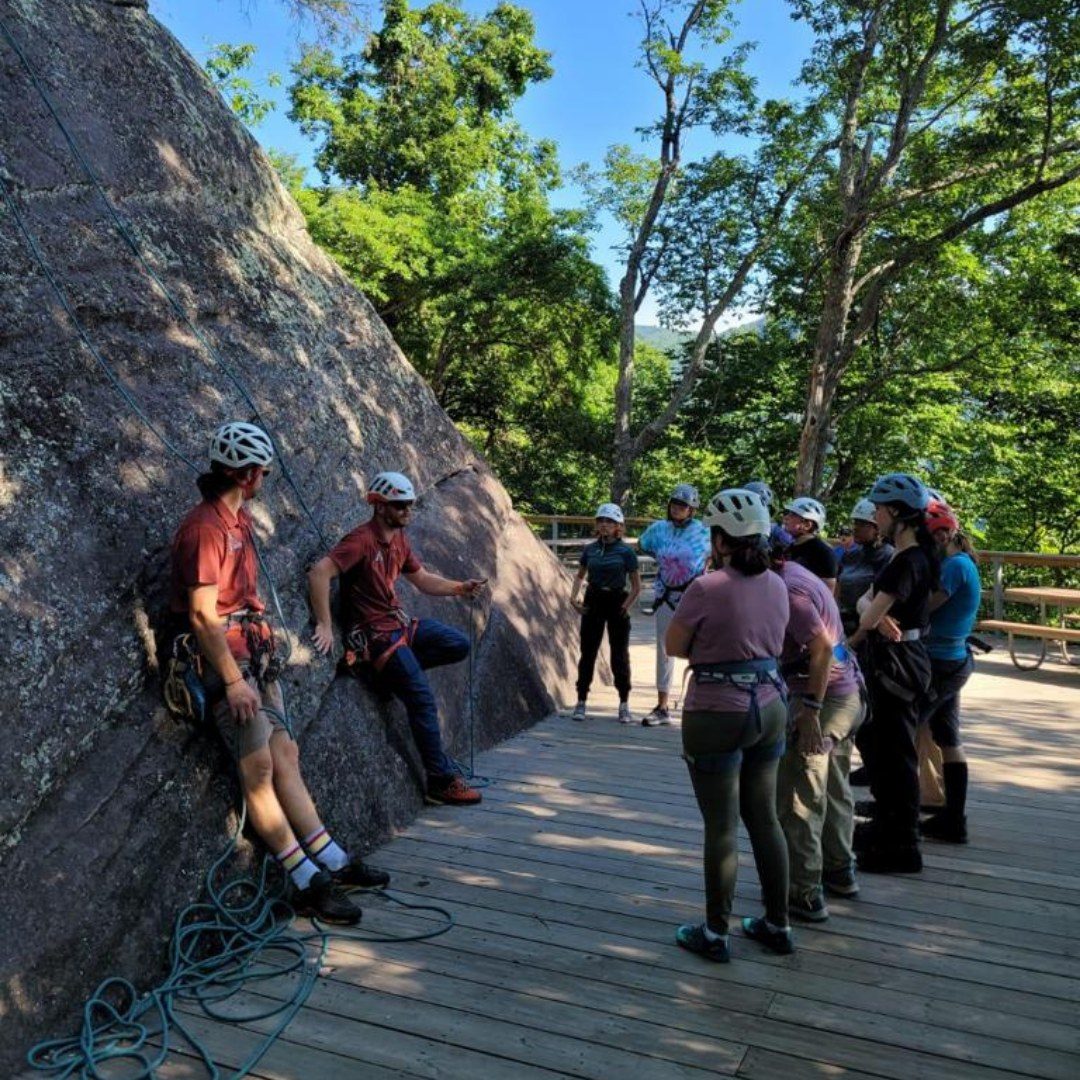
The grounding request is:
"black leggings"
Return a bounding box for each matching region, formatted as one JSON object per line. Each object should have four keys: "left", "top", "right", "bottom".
{"left": 576, "top": 587, "right": 631, "bottom": 700}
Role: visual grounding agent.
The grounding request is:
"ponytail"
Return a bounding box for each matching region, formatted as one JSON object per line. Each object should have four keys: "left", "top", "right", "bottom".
{"left": 712, "top": 526, "right": 770, "bottom": 577}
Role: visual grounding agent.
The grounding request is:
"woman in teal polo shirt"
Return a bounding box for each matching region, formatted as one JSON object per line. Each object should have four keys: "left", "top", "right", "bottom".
{"left": 570, "top": 503, "right": 642, "bottom": 723}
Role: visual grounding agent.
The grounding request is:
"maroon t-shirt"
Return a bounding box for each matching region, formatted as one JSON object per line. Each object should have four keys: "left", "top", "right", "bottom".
{"left": 329, "top": 520, "right": 422, "bottom": 633}
{"left": 169, "top": 498, "right": 265, "bottom": 660}
{"left": 672, "top": 567, "right": 790, "bottom": 711}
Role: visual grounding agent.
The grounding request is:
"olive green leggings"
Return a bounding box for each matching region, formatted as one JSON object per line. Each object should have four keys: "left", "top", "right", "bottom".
{"left": 683, "top": 699, "right": 790, "bottom": 933}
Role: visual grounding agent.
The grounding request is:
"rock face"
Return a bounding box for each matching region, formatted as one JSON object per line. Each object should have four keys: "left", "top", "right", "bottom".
{"left": 0, "top": 0, "right": 579, "bottom": 1066}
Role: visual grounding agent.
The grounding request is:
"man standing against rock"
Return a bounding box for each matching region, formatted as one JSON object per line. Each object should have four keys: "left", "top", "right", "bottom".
{"left": 169, "top": 422, "right": 389, "bottom": 923}
{"left": 308, "top": 471, "right": 486, "bottom": 806}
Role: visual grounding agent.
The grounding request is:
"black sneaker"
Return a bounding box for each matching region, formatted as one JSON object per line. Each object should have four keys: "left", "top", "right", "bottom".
{"left": 331, "top": 856, "right": 390, "bottom": 889}
{"left": 741, "top": 916, "right": 795, "bottom": 955}
{"left": 675, "top": 922, "right": 730, "bottom": 963}
{"left": 822, "top": 866, "right": 860, "bottom": 898}
{"left": 857, "top": 845, "right": 923, "bottom": 874}
{"left": 852, "top": 819, "right": 880, "bottom": 853}
{"left": 848, "top": 765, "right": 870, "bottom": 787}
{"left": 292, "top": 870, "right": 363, "bottom": 924}
{"left": 789, "top": 889, "right": 829, "bottom": 922}
{"left": 854, "top": 798, "right": 877, "bottom": 818}
{"left": 920, "top": 812, "right": 968, "bottom": 844}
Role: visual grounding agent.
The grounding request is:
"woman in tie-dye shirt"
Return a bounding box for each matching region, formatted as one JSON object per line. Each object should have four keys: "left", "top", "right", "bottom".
{"left": 637, "top": 483, "right": 710, "bottom": 726}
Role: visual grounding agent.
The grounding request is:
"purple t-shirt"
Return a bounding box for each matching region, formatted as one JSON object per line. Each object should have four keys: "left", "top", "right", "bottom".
{"left": 779, "top": 561, "right": 859, "bottom": 697}
{"left": 672, "top": 567, "right": 790, "bottom": 711}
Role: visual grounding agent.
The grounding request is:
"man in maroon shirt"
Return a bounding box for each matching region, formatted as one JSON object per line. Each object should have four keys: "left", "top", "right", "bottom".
{"left": 307, "top": 471, "right": 486, "bottom": 806}
{"left": 169, "top": 422, "right": 387, "bottom": 922}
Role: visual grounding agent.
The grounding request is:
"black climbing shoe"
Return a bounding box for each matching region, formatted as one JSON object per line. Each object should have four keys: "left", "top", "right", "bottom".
{"left": 292, "top": 870, "right": 363, "bottom": 924}
{"left": 920, "top": 812, "right": 968, "bottom": 844}
{"left": 332, "top": 856, "right": 390, "bottom": 889}
{"left": 741, "top": 917, "right": 795, "bottom": 955}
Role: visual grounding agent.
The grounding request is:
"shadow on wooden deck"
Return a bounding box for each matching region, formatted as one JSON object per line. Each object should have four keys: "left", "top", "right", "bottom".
{"left": 58, "top": 616, "right": 1080, "bottom": 1078}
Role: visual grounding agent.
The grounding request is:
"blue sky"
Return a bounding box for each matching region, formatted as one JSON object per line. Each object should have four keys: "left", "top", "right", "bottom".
{"left": 152, "top": 0, "right": 813, "bottom": 322}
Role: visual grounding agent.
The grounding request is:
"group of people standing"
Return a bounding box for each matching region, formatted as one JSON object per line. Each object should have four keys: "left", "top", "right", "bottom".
{"left": 569, "top": 473, "right": 981, "bottom": 961}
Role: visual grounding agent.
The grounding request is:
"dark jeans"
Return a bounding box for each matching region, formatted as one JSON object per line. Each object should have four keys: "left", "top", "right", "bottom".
{"left": 374, "top": 618, "right": 469, "bottom": 780}
{"left": 921, "top": 653, "right": 974, "bottom": 749}
{"left": 576, "top": 587, "right": 631, "bottom": 701}
{"left": 682, "top": 701, "right": 789, "bottom": 933}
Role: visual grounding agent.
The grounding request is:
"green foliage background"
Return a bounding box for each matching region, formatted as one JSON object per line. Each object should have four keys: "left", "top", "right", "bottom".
{"left": 206, "top": 0, "right": 1079, "bottom": 555}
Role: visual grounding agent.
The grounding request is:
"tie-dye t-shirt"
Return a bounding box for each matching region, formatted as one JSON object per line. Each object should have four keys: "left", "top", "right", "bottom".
{"left": 638, "top": 519, "right": 711, "bottom": 598}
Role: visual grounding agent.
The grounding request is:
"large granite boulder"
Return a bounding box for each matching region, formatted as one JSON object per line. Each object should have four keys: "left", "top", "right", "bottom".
{"left": 0, "top": 0, "right": 579, "bottom": 1066}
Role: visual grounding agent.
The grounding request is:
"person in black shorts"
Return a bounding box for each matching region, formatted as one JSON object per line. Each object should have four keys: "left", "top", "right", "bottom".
{"left": 569, "top": 503, "right": 642, "bottom": 724}
{"left": 781, "top": 497, "right": 838, "bottom": 592}
{"left": 847, "top": 473, "right": 939, "bottom": 874}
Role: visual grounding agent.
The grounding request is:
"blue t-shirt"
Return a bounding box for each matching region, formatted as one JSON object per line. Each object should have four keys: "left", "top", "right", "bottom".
{"left": 927, "top": 553, "right": 981, "bottom": 661}
{"left": 638, "top": 519, "right": 710, "bottom": 598}
{"left": 579, "top": 539, "right": 639, "bottom": 591}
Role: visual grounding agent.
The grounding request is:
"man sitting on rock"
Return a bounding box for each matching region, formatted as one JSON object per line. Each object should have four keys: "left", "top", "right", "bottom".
{"left": 307, "top": 470, "right": 486, "bottom": 807}
{"left": 169, "top": 421, "right": 388, "bottom": 923}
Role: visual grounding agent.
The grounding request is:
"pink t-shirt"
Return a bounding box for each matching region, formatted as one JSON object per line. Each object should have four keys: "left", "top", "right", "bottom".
{"left": 779, "top": 561, "right": 859, "bottom": 697}
{"left": 672, "top": 567, "right": 790, "bottom": 711}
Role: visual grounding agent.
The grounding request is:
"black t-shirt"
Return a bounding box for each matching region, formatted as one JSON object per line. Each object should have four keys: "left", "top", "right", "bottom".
{"left": 580, "top": 539, "right": 639, "bottom": 591}
{"left": 873, "top": 545, "right": 932, "bottom": 630}
{"left": 788, "top": 536, "right": 839, "bottom": 582}
{"left": 837, "top": 541, "right": 895, "bottom": 619}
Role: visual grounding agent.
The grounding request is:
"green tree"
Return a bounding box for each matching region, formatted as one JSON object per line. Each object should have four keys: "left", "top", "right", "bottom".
{"left": 205, "top": 43, "right": 281, "bottom": 126}
{"left": 285, "top": 1, "right": 619, "bottom": 497}
{"left": 788, "top": 0, "right": 1080, "bottom": 493}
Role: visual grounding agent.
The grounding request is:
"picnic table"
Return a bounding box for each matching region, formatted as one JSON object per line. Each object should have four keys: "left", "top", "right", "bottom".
{"left": 977, "top": 585, "right": 1080, "bottom": 670}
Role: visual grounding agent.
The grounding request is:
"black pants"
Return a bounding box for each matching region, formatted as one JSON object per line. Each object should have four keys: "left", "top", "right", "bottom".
{"left": 862, "top": 640, "right": 931, "bottom": 848}
{"left": 576, "top": 586, "right": 631, "bottom": 701}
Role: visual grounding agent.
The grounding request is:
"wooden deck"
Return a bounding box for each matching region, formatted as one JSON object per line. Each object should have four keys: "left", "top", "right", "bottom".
{"left": 147, "top": 621, "right": 1080, "bottom": 1076}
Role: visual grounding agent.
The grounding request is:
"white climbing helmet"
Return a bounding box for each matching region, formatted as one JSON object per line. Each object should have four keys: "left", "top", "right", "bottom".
{"left": 669, "top": 483, "right": 700, "bottom": 509}
{"left": 595, "top": 502, "right": 625, "bottom": 524}
{"left": 703, "top": 488, "right": 771, "bottom": 538}
{"left": 851, "top": 497, "right": 877, "bottom": 524}
{"left": 783, "top": 496, "right": 827, "bottom": 529}
{"left": 366, "top": 471, "right": 416, "bottom": 504}
{"left": 208, "top": 421, "right": 274, "bottom": 469}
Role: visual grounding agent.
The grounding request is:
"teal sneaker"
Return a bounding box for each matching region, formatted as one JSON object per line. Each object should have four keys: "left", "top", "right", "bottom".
{"left": 675, "top": 922, "right": 730, "bottom": 963}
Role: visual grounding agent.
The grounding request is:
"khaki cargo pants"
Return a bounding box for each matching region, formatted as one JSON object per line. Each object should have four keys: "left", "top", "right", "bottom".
{"left": 777, "top": 691, "right": 864, "bottom": 899}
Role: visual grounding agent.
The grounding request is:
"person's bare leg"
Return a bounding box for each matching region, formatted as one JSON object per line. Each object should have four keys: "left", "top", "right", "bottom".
{"left": 237, "top": 745, "right": 296, "bottom": 852}
{"left": 268, "top": 730, "right": 321, "bottom": 840}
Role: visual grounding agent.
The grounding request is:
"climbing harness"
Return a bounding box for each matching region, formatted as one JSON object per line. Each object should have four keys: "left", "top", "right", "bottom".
{"left": 343, "top": 610, "right": 419, "bottom": 674}
{"left": 690, "top": 658, "right": 787, "bottom": 729}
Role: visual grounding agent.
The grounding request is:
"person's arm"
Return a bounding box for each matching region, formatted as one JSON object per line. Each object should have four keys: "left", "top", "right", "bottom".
{"left": 569, "top": 566, "right": 587, "bottom": 612}
{"left": 622, "top": 570, "right": 642, "bottom": 614}
{"left": 847, "top": 590, "right": 897, "bottom": 649}
{"left": 189, "top": 584, "right": 260, "bottom": 722}
{"left": 404, "top": 567, "right": 487, "bottom": 598}
{"left": 794, "top": 630, "right": 834, "bottom": 754}
{"left": 665, "top": 617, "right": 693, "bottom": 658}
{"left": 307, "top": 555, "right": 340, "bottom": 655}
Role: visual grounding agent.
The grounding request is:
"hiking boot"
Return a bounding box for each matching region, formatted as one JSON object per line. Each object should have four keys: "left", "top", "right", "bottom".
{"left": 789, "top": 888, "right": 829, "bottom": 922}
{"left": 854, "top": 798, "right": 877, "bottom": 818}
{"left": 920, "top": 811, "right": 968, "bottom": 844}
{"left": 570, "top": 701, "right": 587, "bottom": 722}
{"left": 822, "top": 866, "right": 860, "bottom": 898}
{"left": 852, "top": 819, "right": 879, "bottom": 853}
{"left": 675, "top": 922, "right": 730, "bottom": 963}
{"left": 857, "top": 844, "right": 923, "bottom": 874}
{"left": 426, "top": 775, "right": 482, "bottom": 806}
{"left": 848, "top": 765, "right": 870, "bottom": 787}
{"left": 642, "top": 706, "right": 672, "bottom": 727}
{"left": 617, "top": 703, "right": 635, "bottom": 724}
{"left": 291, "top": 870, "right": 362, "bottom": 925}
{"left": 331, "top": 856, "right": 390, "bottom": 890}
{"left": 741, "top": 916, "right": 795, "bottom": 955}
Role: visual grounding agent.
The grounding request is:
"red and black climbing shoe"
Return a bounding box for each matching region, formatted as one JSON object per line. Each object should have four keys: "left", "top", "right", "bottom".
{"left": 292, "top": 870, "right": 363, "bottom": 924}
{"left": 426, "top": 775, "right": 482, "bottom": 806}
{"left": 332, "top": 856, "right": 391, "bottom": 889}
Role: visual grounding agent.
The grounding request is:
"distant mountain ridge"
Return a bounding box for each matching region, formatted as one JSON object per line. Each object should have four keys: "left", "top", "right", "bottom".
{"left": 636, "top": 318, "right": 765, "bottom": 353}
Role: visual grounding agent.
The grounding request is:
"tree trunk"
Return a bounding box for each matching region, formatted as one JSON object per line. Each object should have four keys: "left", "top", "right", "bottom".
{"left": 795, "top": 233, "right": 863, "bottom": 494}
{"left": 611, "top": 278, "right": 638, "bottom": 506}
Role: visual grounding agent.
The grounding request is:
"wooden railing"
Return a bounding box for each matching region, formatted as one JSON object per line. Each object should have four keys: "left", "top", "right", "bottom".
{"left": 523, "top": 513, "right": 1080, "bottom": 618}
